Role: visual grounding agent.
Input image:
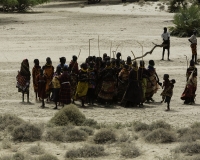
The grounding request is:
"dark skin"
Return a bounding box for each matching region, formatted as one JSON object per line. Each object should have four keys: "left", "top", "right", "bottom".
{"left": 53, "top": 67, "right": 61, "bottom": 110}
{"left": 39, "top": 69, "right": 45, "bottom": 108}
{"left": 188, "top": 32, "right": 197, "bottom": 63}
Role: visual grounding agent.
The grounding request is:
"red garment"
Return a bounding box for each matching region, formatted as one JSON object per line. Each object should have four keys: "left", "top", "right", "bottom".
{"left": 37, "top": 74, "right": 47, "bottom": 99}
{"left": 69, "top": 60, "right": 79, "bottom": 74}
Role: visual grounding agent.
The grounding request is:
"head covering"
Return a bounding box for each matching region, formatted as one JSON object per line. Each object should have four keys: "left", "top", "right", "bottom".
{"left": 20, "top": 59, "right": 30, "bottom": 76}
{"left": 163, "top": 74, "right": 169, "bottom": 79}
{"left": 171, "top": 79, "right": 176, "bottom": 84}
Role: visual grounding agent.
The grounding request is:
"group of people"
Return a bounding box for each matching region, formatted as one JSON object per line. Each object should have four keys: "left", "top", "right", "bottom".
{"left": 15, "top": 27, "right": 198, "bottom": 111}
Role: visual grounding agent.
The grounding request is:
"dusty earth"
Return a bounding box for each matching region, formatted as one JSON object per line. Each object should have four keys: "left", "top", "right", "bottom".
{"left": 0, "top": 0, "right": 199, "bottom": 159}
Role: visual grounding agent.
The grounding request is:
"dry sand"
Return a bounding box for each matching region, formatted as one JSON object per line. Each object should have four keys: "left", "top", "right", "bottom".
{"left": 0, "top": 1, "right": 199, "bottom": 159}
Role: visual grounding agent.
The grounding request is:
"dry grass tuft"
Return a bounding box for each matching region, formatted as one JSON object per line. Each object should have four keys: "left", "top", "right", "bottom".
{"left": 133, "top": 121, "right": 149, "bottom": 132}
{"left": 27, "top": 143, "right": 45, "bottom": 155}
{"left": 145, "top": 128, "right": 176, "bottom": 143}
{"left": 65, "top": 144, "right": 106, "bottom": 158}
{"left": 175, "top": 142, "right": 200, "bottom": 154}
{"left": 66, "top": 128, "right": 88, "bottom": 142}
{"left": 0, "top": 155, "right": 12, "bottom": 160}
{"left": 178, "top": 127, "right": 200, "bottom": 142}
{"left": 118, "top": 133, "right": 130, "bottom": 142}
{"left": 190, "top": 122, "right": 200, "bottom": 129}
{"left": 138, "top": 0, "right": 145, "bottom": 6}
{"left": 2, "top": 139, "right": 11, "bottom": 149}
{"left": 79, "top": 126, "right": 94, "bottom": 135}
{"left": 82, "top": 118, "right": 98, "bottom": 128}
{"left": 121, "top": 143, "right": 140, "bottom": 158}
{"left": 12, "top": 123, "right": 42, "bottom": 142}
{"left": 0, "top": 114, "right": 25, "bottom": 131}
{"left": 37, "top": 153, "right": 58, "bottom": 160}
{"left": 50, "top": 104, "right": 86, "bottom": 126}
{"left": 149, "top": 120, "right": 171, "bottom": 131}
{"left": 93, "top": 129, "right": 116, "bottom": 144}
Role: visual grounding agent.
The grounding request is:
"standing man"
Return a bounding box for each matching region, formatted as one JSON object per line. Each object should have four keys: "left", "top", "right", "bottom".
{"left": 188, "top": 30, "right": 198, "bottom": 64}
{"left": 161, "top": 27, "right": 170, "bottom": 61}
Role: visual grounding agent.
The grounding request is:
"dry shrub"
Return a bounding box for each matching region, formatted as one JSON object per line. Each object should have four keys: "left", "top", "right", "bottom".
{"left": 145, "top": 128, "right": 176, "bottom": 143}
{"left": 121, "top": 143, "right": 140, "bottom": 158}
{"left": 178, "top": 127, "right": 200, "bottom": 142}
{"left": 138, "top": 0, "right": 145, "bottom": 6}
{"left": 149, "top": 120, "right": 171, "bottom": 131}
{"left": 2, "top": 139, "right": 11, "bottom": 149}
{"left": 79, "top": 126, "right": 94, "bottom": 135}
{"left": 45, "top": 126, "right": 74, "bottom": 142}
{"left": 159, "top": 5, "right": 165, "bottom": 11}
{"left": 66, "top": 129, "right": 88, "bottom": 142}
{"left": 93, "top": 129, "right": 116, "bottom": 144}
{"left": 12, "top": 123, "right": 42, "bottom": 142}
{"left": 37, "top": 154, "right": 58, "bottom": 160}
{"left": 0, "top": 155, "right": 12, "bottom": 160}
{"left": 50, "top": 104, "right": 86, "bottom": 126}
{"left": 175, "top": 142, "right": 200, "bottom": 154}
{"left": 0, "top": 114, "right": 25, "bottom": 131}
{"left": 118, "top": 133, "right": 130, "bottom": 142}
{"left": 13, "top": 152, "right": 25, "bottom": 160}
{"left": 133, "top": 122, "right": 149, "bottom": 132}
{"left": 82, "top": 118, "right": 98, "bottom": 128}
{"left": 191, "top": 122, "right": 200, "bottom": 129}
{"left": 27, "top": 144, "right": 45, "bottom": 155}
{"left": 65, "top": 145, "right": 105, "bottom": 158}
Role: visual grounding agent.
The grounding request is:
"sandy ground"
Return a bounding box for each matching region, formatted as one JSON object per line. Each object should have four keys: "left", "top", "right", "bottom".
{"left": 0, "top": 1, "right": 199, "bottom": 159}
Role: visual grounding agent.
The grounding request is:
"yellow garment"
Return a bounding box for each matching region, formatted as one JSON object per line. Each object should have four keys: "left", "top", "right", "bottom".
{"left": 52, "top": 76, "right": 60, "bottom": 88}
{"left": 74, "top": 82, "right": 88, "bottom": 100}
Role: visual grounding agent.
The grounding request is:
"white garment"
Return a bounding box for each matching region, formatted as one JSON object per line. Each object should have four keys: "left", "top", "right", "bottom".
{"left": 189, "top": 35, "right": 197, "bottom": 44}
{"left": 161, "top": 32, "right": 170, "bottom": 40}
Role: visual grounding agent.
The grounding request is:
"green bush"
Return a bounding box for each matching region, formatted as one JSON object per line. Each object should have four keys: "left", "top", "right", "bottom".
{"left": 0, "top": 0, "right": 50, "bottom": 12}
{"left": 50, "top": 104, "right": 86, "bottom": 126}
{"left": 168, "top": 0, "right": 187, "bottom": 13}
{"left": 93, "top": 129, "right": 116, "bottom": 144}
{"left": 145, "top": 128, "right": 176, "bottom": 143}
{"left": 170, "top": 5, "right": 200, "bottom": 37}
{"left": 121, "top": 143, "right": 140, "bottom": 158}
{"left": 12, "top": 123, "right": 42, "bottom": 142}
{"left": 0, "top": 114, "right": 25, "bottom": 131}
{"left": 65, "top": 145, "right": 105, "bottom": 158}
{"left": 37, "top": 154, "right": 58, "bottom": 160}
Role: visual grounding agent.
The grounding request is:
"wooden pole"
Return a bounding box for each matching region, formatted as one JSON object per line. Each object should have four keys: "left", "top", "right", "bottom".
{"left": 110, "top": 41, "right": 112, "bottom": 58}
{"left": 98, "top": 35, "right": 100, "bottom": 57}
{"left": 89, "top": 38, "right": 93, "bottom": 56}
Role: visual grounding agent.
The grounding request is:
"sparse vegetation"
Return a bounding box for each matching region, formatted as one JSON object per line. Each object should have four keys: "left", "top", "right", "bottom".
{"left": 12, "top": 123, "right": 42, "bottom": 142}
{"left": 149, "top": 120, "right": 171, "bottom": 131}
{"left": 82, "top": 118, "right": 98, "bottom": 128}
{"left": 93, "top": 129, "right": 116, "bottom": 144}
{"left": 0, "top": 114, "right": 25, "bottom": 131}
{"left": 145, "top": 128, "right": 176, "bottom": 143}
{"left": 66, "top": 128, "right": 88, "bottom": 142}
{"left": 178, "top": 127, "right": 200, "bottom": 142}
{"left": 13, "top": 152, "right": 25, "bottom": 160}
{"left": 138, "top": 0, "right": 145, "bottom": 6}
{"left": 37, "top": 154, "right": 58, "bottom": 160}
{"left": 79, "top": 126, "right": 94, "bottom": 135}
{"left": 133, "top": 121, "right": 149, "bottom": 132}
{"left": 2, "top": 139, "right": 11, "bottom": 149}
{"left": 50, "top": 104, "right": 86, "bottom": 126}
{"left": 65, "top": 145, "right": 106, "bottom": 158}
{"left": 27, "top": 144, "right": 45, "bottom": 155}
{"left": 121, "top": 143, "right": 140, "bottom": 158}
{"left": 168, "top": 0, "right": 187, "bottom": 13}
{"left": 175, "top": 142, "right": 200, "bottom": 154}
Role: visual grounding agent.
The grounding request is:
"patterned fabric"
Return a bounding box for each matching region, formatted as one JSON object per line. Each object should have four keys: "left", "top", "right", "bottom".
{"left": 145, "top": 66, "right": 159, "bottom": 100}
{"left": 161, "top": 79, "right": 174, "bottom": 98}
{"left": 88, "top": 68, "right": 96, "bottom": 89}
{"left": 162, "top": 40, "right": 170, "bottom": 49}
{"left": 69, "top": 60, "right": 79, "bottom": 74}
{"left": 191, "top": 43, "right": 197, "bottom": 55}
{"left": 98, "top": 81, "right": 116, "bottom": 100}
{"left": 32, "top": 65, "right": 41, "bottom": 92}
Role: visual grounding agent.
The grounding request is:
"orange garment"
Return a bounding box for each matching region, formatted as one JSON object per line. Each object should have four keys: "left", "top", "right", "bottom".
{"left": 43, "top": 65, "right": 54, "bottom": 94}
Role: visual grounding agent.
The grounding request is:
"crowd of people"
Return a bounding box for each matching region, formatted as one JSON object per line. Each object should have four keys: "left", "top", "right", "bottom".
{"left": 15, "top": 27, "right": 198, "bottom": 111}
{"left": 15, "top": 51, "right": 197, "bottom": 111}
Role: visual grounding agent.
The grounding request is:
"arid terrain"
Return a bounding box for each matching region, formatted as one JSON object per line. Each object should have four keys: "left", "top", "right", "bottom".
{"left": 0, "top": 0, "right": 200, "bottom": 159}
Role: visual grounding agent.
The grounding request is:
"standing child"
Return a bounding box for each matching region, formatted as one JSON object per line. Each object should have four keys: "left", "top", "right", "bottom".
{"left": 37, "top": 69, "right": 47, "bottom": 108}
{"left": 160, "top": 74, "right": 176, "bottom": 111}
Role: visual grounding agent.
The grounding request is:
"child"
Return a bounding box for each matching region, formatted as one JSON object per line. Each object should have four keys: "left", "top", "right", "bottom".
{"left": 37, "top": 69, "right": 47, "bottom": 108}
{"left": 161, "top": 74, "right": 176, "bottom": 111}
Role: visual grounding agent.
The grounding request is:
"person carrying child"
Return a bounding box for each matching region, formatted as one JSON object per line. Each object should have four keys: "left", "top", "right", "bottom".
{"left": 160, "top": 74, "right": 176, "bottom": 111}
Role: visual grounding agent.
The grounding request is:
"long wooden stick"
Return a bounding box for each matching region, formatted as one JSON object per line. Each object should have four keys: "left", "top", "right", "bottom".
{"left": 98, "top": 35, "right": 100, "bottom": 57}
{"left": 130, "top": 43, "right": 165, "bottom": 62}
{"left": 89, "top": 39, "right": 93, "bottom": 56}
{"left": 110, "top": 41, "right": 112, "bottom": 58}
